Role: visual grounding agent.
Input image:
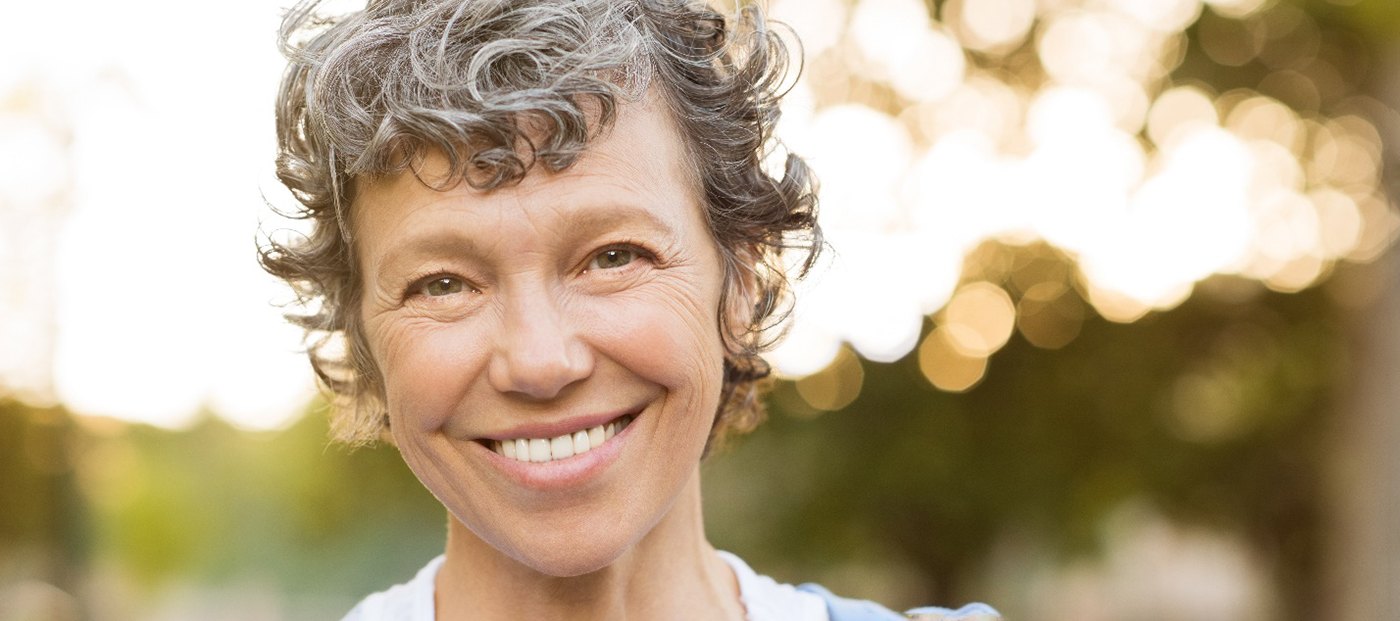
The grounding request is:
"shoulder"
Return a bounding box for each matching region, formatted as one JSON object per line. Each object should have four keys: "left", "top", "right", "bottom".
{"left": 717, "top": 551, "right": 1001, "bottom": 621}
{"left": 797, "top": 583, "right": 1002, "bottom": 621}
{"left": 718, "top": 550, "right": 830, "bottom": 621}
{"left": 340, "top": 555, "right": 444, "bottom": 621}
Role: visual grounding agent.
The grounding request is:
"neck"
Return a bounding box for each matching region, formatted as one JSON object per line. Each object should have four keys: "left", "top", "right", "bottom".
{"left": 433, "top": 469, "right": 744, "bottom": 621}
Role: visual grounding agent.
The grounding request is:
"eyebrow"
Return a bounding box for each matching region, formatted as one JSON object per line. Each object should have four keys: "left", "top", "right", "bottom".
{"left": 559, "top": 202, "right": 682, "bottom": 242}
{"left": 373, "top": 233, "right": 486, "bottom": 282}
{"left": 372, "top": 202, "right": 684, "bottom": 281}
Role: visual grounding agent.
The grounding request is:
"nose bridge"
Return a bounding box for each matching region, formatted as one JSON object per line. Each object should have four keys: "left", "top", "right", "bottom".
{"left": 489, "top": 279, "right": 592, "bottom": 399}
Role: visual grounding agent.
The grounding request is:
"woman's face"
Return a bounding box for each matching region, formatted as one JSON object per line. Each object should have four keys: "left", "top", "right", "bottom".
{"left": 354, "top": 99, "right": 728, "bottom": 576}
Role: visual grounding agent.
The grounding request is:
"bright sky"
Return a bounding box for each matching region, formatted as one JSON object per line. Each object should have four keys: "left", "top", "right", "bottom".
{"left": 0, "top": 0, "right": 1393, "bottom": 429}
{"left": 0, "top": 0, "right": 314, "bottom": 429}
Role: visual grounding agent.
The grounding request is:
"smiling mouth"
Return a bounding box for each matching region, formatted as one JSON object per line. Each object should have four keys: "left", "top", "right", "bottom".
{"left": 484, "top": 414, "right": 635, "bottom": 464}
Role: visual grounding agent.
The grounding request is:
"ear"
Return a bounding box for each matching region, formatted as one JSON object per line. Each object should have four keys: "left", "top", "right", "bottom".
{"left": 721, "top": 244, "right": 763, "bottom": 351}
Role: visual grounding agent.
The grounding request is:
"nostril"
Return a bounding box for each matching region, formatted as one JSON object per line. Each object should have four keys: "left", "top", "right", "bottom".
{"left": 489, "top": 337, "right": 594, "bottom": 399}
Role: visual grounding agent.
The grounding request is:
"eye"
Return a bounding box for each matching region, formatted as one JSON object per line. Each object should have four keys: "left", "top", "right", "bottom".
{"left": 588, "top": 248, "right": 637, "bottom": 270}
{"left": 418, "top": 276, "right": 465, "bottom": 297}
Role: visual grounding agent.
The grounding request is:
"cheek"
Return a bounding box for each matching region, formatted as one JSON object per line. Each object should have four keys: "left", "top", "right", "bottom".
{"left": 592, "top": 285, "right": 726, "bottom": 410}
{"left": 373, "top": 319, "right": 488, "bottom": 433}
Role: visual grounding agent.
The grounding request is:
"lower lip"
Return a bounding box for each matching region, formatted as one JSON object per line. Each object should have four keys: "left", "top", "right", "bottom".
{"left": 477, "top": 417, "right": 636, "bottom": 491}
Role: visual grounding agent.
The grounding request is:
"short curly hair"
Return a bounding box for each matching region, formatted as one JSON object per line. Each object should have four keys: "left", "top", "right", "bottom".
{"left": 261, "top": 0, "right": 820, "bottom": 447}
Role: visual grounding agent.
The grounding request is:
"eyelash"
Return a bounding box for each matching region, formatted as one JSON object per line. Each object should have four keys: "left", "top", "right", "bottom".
{"left": 402, "top": 270, "right": 475, "bottom": 301}
{"left": 399, "top": 241, "right": 660, "bottom": 300}
{"left": 586, "top": 240, "right": 658, "bottom": 272}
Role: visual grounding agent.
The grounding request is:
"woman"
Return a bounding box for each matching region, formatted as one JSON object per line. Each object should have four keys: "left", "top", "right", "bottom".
{"left": 263, "top": 0, "right": 999, "bottom": 619}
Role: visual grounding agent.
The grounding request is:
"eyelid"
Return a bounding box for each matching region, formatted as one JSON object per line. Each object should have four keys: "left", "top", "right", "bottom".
{"left": 395, "top": 239, "right": 661, "bottom": 298}
{"left": 402, "top": 271, "right": 476, "bottom": 300}
{"left": 585, "top": 240, "right": 659, "bottom": 270}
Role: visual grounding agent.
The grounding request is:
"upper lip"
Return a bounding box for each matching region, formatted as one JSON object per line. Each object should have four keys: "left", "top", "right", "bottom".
{"left": 472, "top": 408, "right": 638, "bottom": 442}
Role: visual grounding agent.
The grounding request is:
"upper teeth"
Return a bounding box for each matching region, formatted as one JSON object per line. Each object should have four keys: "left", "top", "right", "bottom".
{"left": 493, "top": 415, "right": 632, "bottom": 463}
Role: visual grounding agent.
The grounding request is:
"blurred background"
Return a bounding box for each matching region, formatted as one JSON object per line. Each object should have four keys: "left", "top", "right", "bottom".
{"left": 1, "top": 0, "right": 1397, "bottom": 619}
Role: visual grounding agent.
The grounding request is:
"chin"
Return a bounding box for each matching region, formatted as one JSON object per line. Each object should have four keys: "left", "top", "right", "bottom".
{"left": 512, "top": 524, "right": 638, "bottom": 577}
{"left": 463, "top": 506, "right": 647, "bottom": 578}
{"left": 518, "top": 546, "right": 623, "bottom": 578}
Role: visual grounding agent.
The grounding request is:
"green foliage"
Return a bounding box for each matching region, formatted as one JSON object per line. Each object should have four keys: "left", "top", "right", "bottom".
{"left": 1296, "top": 0, "right": 1400, "bottom": 39}
{"left": 75, "top": 407, "right": 444, "bottom": 600}
{"left": 704, "top": 278, "right": 1345, "bottom": 617}
{"left": 0, "top": 400, "right": 86, "bottom": 588}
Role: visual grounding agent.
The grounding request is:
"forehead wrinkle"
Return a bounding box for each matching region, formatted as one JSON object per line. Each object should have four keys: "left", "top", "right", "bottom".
{"left": 516, "top": 91, "right": 702, "bottom": 208}
{"left": 368, "top": 197, "right": 682, "bottom": 282}
{"left": 355, "top": 94, "right": 702, "bottom": 283}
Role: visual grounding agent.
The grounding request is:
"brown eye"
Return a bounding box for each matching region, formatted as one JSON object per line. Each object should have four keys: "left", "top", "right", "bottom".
{"left": 420, "top": 277, "right": 464, "bottom": 297}
{"left": 590, "top": 248, "right": 635, "bottom": 270}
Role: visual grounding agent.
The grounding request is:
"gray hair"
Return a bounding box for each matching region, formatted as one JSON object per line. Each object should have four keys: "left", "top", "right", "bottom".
{"left": 261, "top": 0, "right": 820, "bottom": 448}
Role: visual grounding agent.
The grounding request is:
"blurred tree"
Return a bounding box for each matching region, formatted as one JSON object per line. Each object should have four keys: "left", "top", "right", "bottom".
{"left": 64, "top": 405, "right": 442, "bottom": 614}
{"left": 706, "top": 250, "right": 1348, "bottom": 617}
{"left": 698, "top": 0, "right": 1400, "bottom": 616}
{"left": 0, "top": 400, "right": 85, "bottom": 602}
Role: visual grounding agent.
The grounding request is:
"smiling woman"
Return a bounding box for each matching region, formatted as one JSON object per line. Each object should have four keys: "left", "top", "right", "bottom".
{"left": 355, "top": 102, "right": 732, "bottom": 583}
{"left": 260, "top": 0, "right": 997, "bottom": 619}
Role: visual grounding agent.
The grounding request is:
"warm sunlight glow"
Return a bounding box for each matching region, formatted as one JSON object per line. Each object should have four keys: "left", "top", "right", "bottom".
{"left": 796, "top": 347, "right": 865, "bottom": 411}
{"left": 949, "top": 0, "right": 1036, "bottom": 55}
{"left": 942, "top": 282, "right": 1016, "bottom": 357}
{"left": 1147, "top": 86, "right": 1219, "bottom": 148}
{"left": 3, "top": 0, "right": 1396, "bottom": 411}
{"left": 918, "top": 326, "right": 988, "bottom": 392}
{"left": 0, "top": 0, "right": 315, "bottom": 429}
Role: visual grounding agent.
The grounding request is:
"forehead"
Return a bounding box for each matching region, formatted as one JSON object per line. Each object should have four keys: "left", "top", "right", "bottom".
{"left": 351, "top": 96, "right": 703, "bottom": 240}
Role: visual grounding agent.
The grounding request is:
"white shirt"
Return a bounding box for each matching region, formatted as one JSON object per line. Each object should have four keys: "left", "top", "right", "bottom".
{"left": 341, "top": 551, "right": 829, "bottom": 621}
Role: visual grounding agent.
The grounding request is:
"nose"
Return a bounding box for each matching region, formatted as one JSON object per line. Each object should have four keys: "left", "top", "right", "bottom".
{"left": 487, "top": 285, "right": 594, "bottom": 400}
